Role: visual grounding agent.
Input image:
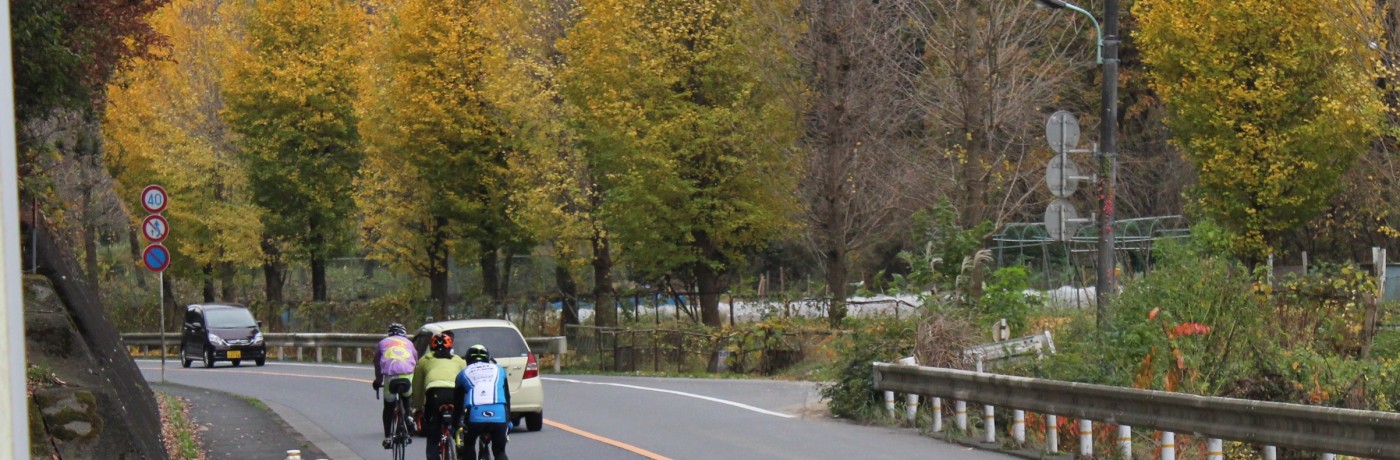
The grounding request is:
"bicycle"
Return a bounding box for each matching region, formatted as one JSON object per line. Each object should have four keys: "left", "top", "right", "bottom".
{"left": 435, "top": 403, "right": 458, "bottom": 460}
{"left": 381, "top": 377, "right": 414, "bottom": 460}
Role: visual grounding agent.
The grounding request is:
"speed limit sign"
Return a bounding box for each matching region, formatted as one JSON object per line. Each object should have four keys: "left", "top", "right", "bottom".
{"left": 141, "top": 185, "right": 168, "bottom": 214}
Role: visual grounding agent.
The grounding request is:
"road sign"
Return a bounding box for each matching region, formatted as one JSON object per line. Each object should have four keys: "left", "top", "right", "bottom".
{"left": 142, "top": 215, "right": 170, "bottom": 243}
{"left": 1044, "top": 198, "right": 1083, "bottom": 241}
{"left": 141, "top": 185, "right": 168, "bottom": 214}
{"left": 1046, "top": 154, "right": 1087, "bottom": 198}
{"left": 142, "top": 244, "right": 170, "bottom": 272}
{"left": 1045, "top": 111, "right": 1080, "bottom": 154}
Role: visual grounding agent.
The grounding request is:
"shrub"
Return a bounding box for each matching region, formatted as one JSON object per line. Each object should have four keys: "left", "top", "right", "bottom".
{"left": 820, "top": 316, "right": 917, "bottom": 421}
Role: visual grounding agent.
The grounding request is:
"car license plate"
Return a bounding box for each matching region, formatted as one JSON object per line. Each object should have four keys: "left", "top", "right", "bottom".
{"left": 227, "top": 350, "right": 241, "bottom": 359}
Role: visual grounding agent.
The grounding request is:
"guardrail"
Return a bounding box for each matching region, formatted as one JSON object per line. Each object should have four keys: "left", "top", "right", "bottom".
{"left": 122, "top": 333, "right": 569, "bottom": 373}
{"left": 873, "top": 362, "right": 1400, "bottom": 459}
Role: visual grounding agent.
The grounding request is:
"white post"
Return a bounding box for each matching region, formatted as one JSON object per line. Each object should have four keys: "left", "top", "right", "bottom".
{"left": 1322, "top": 454, "right": 1336, "bottom": 460}
{"left": 1160, "top": 432, "right": 1176, "bottom": 460}
{"left": 932, "top": 397, "right": 943, "bottom": 432}
{"left": 1207, "top": 438, "right": 1223, "bottom": 460}
{"left": 1046, "top": 415, "right": 1058, "bottom": 453}
{"left": 0, "top": 8, "right": 31, "bottom": 453}
{"left": 897, "top": 357, "right": 918, "bottom": 423}
{"left": 356, "top": 347, "right": 362, "bottom": 364}
{"left": 336, "top": 346, "right": 342, "bottom": 362}
{"left": 316, "top": 346, "right": 323, "bottom": 363}
{"left": 956, "top": 400, "right": 968, "bottom": 431}
{"left": 1011, "top": 409, "right": 1025, "bottom": 444}
{"left": 1078, "top": 419, "right": 1092, "bottom": 457}
{"left": 1117, "top": 425, "right": 1131, "bottom": 458}
{"left": 983, "top": 405, "right": 995, "bottom": 443}
{"left": 1262, "top": 445, "right": 1276, "bottom": 460}
{"left": 883, "top": 389, "right": 895, "bottom": 417}
{"left": 297, "top": 346, "right": 303, "bottom": 361}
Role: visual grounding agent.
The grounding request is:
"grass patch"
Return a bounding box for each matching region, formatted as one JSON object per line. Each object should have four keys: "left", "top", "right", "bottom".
{"left": 156, "top": 391, "right": 204, "bottom": 460}
{"left": 239, "top": 395, "right": 269, "bottom": 411}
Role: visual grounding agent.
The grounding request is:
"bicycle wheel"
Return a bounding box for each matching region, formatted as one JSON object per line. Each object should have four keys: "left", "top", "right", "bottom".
{"left": 441, "top": 432, "right": 457, "bottom": 460}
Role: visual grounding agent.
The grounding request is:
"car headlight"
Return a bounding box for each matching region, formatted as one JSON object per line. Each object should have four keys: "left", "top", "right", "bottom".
{"left": 208, "top": 333, "right": 227, "bottom": 346}
{"left": 251, "top": 332, "right": 264, "bottom": 344}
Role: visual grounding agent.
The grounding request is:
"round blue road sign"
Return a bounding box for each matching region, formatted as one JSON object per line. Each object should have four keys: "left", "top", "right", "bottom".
{"left": 143, "top": 244, "right": 170, "bottom": 272}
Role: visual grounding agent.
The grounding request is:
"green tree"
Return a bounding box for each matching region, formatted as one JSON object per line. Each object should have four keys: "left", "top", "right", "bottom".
{"left": 223, "top": 0, "right": 366, "bottom": 304}
{"left": 1136, "top": 0, "right": 1385, "bottom": 264}
{"left": 561, "top": 0, "right": 803, "bottom": 326}
{"left": 357, "top": 0, "right": 525, "bottom": 318}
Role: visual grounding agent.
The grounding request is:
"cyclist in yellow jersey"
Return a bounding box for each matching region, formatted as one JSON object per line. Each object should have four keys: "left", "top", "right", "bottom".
{"left": 413, "top": 331, "right": 467, "bottom": 460}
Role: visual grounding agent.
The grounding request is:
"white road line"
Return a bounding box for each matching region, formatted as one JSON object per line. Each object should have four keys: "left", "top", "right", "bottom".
{"left": 544, "top": 377, "right": 796, "bottom": 419}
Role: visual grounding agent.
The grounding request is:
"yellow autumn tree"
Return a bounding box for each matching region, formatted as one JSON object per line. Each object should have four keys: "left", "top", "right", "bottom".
{"left": 478, "top": 0, "right": 594, "bottom": 326}
{"left": 103, "top": 0, "right": 262, "bottom": 300}
{"left": 356, "top": 0, "right": 521, "bottom": 317}
{"left": 1136, "top": 0, "right": 1385, "bottom": 263}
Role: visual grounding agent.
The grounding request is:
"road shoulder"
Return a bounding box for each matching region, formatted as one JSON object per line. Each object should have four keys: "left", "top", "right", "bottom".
{"left": 151, "top": 382, "right": 333, "bottom": 460}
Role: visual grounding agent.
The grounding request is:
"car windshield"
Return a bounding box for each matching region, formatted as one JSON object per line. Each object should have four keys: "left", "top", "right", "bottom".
{"left": 205, "top": 309, "right": 256, "bottom": 329}
{"left": 450, "top": 326, "right": 529, "bottom": 358}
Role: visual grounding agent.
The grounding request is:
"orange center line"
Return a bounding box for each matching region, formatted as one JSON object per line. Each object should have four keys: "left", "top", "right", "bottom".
{"left": 139, "top": 366, "right": 371, "bottom": 384}
{"left": 544, "top": 419, "right": 672, "bottom": 460}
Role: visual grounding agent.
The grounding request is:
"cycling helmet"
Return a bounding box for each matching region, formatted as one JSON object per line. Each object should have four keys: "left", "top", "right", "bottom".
{"left": 386, "top": 322, "right": 407, "bottom": 337}
{"left": 430, "top": 333, "right": 454, "bottom": 352}
{"left": 466, "top": 344, "right": 490, "bottom": 363}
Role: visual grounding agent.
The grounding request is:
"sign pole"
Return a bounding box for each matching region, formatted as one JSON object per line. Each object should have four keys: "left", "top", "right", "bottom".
{"left": 159, "top": 270, "right": 165, "bottom": 382}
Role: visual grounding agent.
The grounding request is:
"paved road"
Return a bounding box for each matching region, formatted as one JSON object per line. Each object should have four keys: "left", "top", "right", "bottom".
{"left": 139, "top": 360, "right": 1013, "bottom": 459}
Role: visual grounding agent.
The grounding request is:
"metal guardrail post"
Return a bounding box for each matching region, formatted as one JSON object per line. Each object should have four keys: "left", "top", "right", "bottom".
{"left": 1012, "top": 410, "right": 1025, "bottom": 444}
{"left": 984, "top": 405, "right": 996, "bottom": 443}
{"left": 955, "top": 400, "right": 967, "bottom": 431}
{"left": 1046, "top": 415, "right": 1058, "bottom": 453}
{"left": 932, "top": 397, "right": 943, "bottom": 432}
{"left": 1262, "top": 445, "right": 1276, "bottom": 460}
{"left": 1079, "top": 419, "right": 1092, "bottom": 457}
{"left": 1161, "top": 432, "right": 1175, "bottom": 460}
{"left": 872, "top": 362, "right": 1400, "bottom": 458}
{"left": 1118, "top": 425, "right": 1131, "bottom": 458}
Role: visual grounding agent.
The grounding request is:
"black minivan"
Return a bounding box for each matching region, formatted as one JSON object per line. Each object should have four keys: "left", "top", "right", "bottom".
{"left": 180, "top": 303, "right": 267, "bottom": 368}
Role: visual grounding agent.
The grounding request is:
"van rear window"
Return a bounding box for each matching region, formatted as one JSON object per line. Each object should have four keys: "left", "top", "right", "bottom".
{"left": 449, "top": 327, "right": 529, "bottom": 358}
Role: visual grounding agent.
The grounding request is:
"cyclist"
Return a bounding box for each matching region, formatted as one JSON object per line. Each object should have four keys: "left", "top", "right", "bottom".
{"left": 372, "top": 322, "right": 419, "bottom": 449}
{"left": 412, "top": 331, "right": 467, "bottom": 460}
{"left": 454, "top": 344, "right": 510, "bottom": 460}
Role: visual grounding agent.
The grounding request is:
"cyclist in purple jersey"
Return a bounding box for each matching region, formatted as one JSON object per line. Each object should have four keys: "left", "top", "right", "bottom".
{"left": 372, "top": 322, "right": 418, "bottom": 447}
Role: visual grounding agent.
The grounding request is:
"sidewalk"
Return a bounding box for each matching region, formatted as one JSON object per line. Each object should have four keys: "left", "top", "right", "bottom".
{"left": 152, "top": 383, "right": 330, "bottom": 460}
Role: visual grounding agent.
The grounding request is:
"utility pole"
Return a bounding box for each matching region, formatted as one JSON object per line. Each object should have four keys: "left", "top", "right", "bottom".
{"left": 1095, "top": 0, "right": 1119, "bottom": 331}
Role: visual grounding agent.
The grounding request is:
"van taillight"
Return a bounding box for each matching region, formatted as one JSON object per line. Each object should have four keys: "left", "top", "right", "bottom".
{"left": 524, "top": 353, "right": 539, "bottom": 379}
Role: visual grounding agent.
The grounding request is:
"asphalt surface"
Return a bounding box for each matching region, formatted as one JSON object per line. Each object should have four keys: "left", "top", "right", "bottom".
{"left": 152, "top": 382, "right": 329, "bottom": 460}
{"left": 139, "top": 360, "right": 1015, "bottom": 459}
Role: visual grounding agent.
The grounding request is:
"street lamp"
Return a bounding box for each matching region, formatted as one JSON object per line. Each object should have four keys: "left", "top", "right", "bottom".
{"left": 1036, "top": 0, "right": 1120, "bottom": 330}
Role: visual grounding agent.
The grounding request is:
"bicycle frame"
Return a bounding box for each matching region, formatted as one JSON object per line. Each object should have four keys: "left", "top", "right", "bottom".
{"left": 437, "top": 403, "right": 458, "bottom": 460}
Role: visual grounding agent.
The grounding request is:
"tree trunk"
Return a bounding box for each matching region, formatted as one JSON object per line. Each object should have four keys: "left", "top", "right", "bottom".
{"left": 556, "top": 264, "right": 580, "bottom": 329}
{"left": 501, "top": 250, "right": 515, "bottom": 301}
{"left": 480, "top": 244, "right": 501, "bottom": 317}
{"left": 163, "top": 271, "right": 179, "bottom": 330}
{"left": 219, "top": 262, "right": 236, "bottom": 302}
{"left": 82, "top": 214, "right": 99, "bottom": 292}
{"left": 311, "top": 255, "right": 327, "bottom": 302}
{"left": 128, "top": 226, "right": 145, "bottom": 288}
{"left": 262, "top": 239, "right": 285, "bottom": 310}
{"left": 826, "top": 247, "right": 849, "bottom": 326}
{"left": 202, "top": 264, "right": 216, "bottom": 302}
{"left": 695, "top": 263, "right": 723, "bottom": 327}
{"left": 591, "top": 233, "right": 616, "bottom": 327}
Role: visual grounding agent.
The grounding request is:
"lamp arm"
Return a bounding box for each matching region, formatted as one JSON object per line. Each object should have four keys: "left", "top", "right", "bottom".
{"left": 1061, "top": 2, "right": 1103, "bottom": 64}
